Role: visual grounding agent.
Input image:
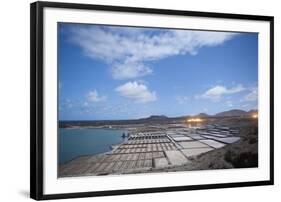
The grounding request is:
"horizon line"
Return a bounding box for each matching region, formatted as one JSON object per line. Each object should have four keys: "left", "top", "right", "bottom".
{"left": 59, "top": 108, "right": 258, "bottom": 122}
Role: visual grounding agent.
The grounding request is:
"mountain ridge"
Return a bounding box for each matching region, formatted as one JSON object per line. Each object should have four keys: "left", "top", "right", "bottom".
{"left": 142, "top": 109, "right": 257, "bottom": 120}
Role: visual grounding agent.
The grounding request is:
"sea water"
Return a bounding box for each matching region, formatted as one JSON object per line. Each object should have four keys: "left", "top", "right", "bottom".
{"left": 59, "top": 128, "right": 127, "bottom": 164}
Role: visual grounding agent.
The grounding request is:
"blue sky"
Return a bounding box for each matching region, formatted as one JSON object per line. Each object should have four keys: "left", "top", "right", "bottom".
{"left": 58, "top": 23, "right": 258, "bottom": 120}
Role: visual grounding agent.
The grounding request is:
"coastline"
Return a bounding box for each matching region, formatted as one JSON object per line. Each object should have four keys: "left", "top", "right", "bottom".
{"left": 59, "top": 127, "right": 129, "bottom": 164}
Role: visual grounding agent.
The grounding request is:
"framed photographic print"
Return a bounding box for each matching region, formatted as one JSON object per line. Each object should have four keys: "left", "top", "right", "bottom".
{"left": 30, "top": 1, "right": 274, "bottom": 200}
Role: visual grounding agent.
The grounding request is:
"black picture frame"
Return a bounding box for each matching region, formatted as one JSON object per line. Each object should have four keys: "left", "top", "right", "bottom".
{"left": 30, "top": 1, "right": 274, "bottom": 200}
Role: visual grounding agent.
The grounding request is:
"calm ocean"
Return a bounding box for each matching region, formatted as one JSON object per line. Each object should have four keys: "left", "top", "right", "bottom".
{"left": 59, "top": 128, "right": 127, "bottom": 164}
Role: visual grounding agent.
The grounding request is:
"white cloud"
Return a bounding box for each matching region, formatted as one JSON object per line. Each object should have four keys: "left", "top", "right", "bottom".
{"left": 242, "top": 103, "right": 250, "bottom": 108}
{"left": 111, "top": 61, "right": 152, "bottom": 80}
{"left": 60, "top": 99, "right": 74, "bottom": 110}
{"left": 226, "top": 100, "right": 233, "bottom": 107}
{"left": 176, "top": 96, "right": 190, "bottom": 104}
{"left": 199, "top": 84, "right": 245, "bottom": 101}
{"left": 69, "top": 26, "right": 237, "bottom": 80}
{"left": 243, "top": 87, "right": 258, "bottom": 101}
{"left": 115, "top": 81, "right": 157, "bottom": 103}
{"left": 83, "top": 101, "right": 89, "bottom": 107}
{"left": 86, "top": 90, "right": 106, "bottom": 102}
